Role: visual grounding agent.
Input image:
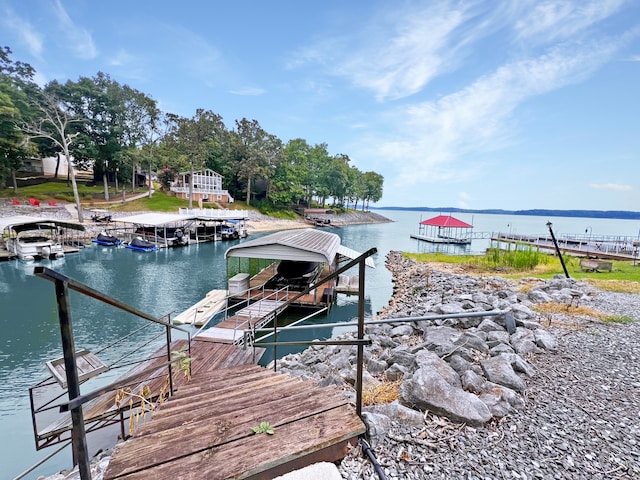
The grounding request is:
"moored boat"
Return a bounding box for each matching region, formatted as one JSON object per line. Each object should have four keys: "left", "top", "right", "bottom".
{"left": 125, "top": 236, "right": 159, "bottom": 252}
{"left": 0, "top": 215, "right": 86, "bottom": 262}
{"left": 92, "top": 232, "right": 121, "bottom": 246}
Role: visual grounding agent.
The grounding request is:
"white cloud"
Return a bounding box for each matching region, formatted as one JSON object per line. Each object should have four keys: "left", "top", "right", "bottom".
{"left": 290, "top": 1, "right": 505, "bottom": 101}
{"left": 514, "top": 0, "right": 627, "bottom": 42}
{"left": 0, "top": 6, "right": 43, "bottom": 57}
{"left": 357, "top": 36, "right": 628, "bottom": 194}
{"left": 229, "top": 87, "right": 266, "bottom": 96}
{"left": 335, "top": 4, "right": 471, "bottom": 101}
{"left": 109, "top": 49, "right": 134, "bottom": 67}
{"left": 52, "top": 0, "right": 97, "bottom": 60}
{"left": 588, "top": 183, "right": 633, "bottom": 191}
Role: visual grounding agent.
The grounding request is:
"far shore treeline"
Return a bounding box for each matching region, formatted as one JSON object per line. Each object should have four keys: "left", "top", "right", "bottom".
{"left": 0, "top": 46, "right": 384, "bottom": 214}
{"left": 376, "top": 206, "right": 640, "bottom": 221}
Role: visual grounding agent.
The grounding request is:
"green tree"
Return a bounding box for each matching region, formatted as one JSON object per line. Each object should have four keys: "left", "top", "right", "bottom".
{"left": 269, "top": 138, "right": 309, "bottom": 206}
{"left": 232, "top": 118, "right": 281, "bottom": 206}
{"left": 0, "top": 46, "right": 37, "bottom": 190}
{"left": 48, "top": 72, "right": 159, "bottom": 200}
{"left": 164, "top": 109, "right": 226, "bottom": 207}
{"left": 362, "top": 171, "right": 384, "bottom": 210}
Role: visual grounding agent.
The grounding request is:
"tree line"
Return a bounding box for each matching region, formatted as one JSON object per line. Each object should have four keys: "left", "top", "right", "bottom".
{"left": 0, "top": 46, "right": 384, "bottom": 221}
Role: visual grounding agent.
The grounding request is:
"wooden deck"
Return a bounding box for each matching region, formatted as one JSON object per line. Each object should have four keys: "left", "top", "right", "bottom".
{"left": 34, "top": 340, "right": 264, "bottom": 449}
{"left": 104, "top": 363, "right": 365, "bottom": 479}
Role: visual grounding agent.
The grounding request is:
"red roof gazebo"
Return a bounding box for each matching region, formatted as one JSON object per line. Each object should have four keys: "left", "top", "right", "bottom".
{"left": 411, "top": 214, "right": 473, "bottom": 244}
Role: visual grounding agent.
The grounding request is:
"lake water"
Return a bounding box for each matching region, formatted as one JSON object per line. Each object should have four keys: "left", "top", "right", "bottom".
{"left": 1, "top": 210, "right": 639, "bottom": 478}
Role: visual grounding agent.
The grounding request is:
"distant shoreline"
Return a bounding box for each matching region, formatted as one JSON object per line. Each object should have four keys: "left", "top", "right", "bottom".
{"left": 372, "top": 206, "right": 640, "bottom": 221}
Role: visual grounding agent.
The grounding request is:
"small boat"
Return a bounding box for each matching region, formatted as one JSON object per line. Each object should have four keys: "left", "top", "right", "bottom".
{"left": 125, "top": 236, "right": 158, "bottom": 252}
{"left": 221, "top": 224, "right": 239, "bottom": 240}
{"left": 92, "top": 232, "right": 121, "bottom": 246}
{"left": 0, "top": 215, "right": 85, "bottom": 262}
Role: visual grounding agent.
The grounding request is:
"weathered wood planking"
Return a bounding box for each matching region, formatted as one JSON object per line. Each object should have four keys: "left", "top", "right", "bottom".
{"left": 104, "top": 366, "right": 364, "bottom": 480}
{"left": 46, "top": 349, "right": 108, "bottom": 388}
{"left": 37, "top": 340, "right": 264, "bottom": 442}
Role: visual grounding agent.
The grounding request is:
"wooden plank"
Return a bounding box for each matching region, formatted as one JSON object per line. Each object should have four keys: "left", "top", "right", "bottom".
{"left": 37, "top": 341, "right": 262, "bottom": 440}
{"left": 105, "top": 399, "right": 361, "bottom": 479}
{"left": 134, "top": 376, "right": 309, "bottom": 435}
{"left": 157, "top": 371, "right": 292, "bottom": 412}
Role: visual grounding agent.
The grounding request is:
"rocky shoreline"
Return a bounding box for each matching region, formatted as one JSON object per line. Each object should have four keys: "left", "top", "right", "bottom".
{"left": 0, "top": 200, "right": 392, "bottom": 237}
{"left": 274, "top": 251, "right": 640, "bottom": 479}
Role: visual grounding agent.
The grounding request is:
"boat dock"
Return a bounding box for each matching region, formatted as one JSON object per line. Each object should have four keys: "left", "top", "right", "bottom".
{"left": 492, "top": 232, "right": 640, "bottom": 261}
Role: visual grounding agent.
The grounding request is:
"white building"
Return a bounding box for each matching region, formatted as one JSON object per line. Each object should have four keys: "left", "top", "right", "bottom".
{"left": 170, "top": 168, "right": 234, "bottom": 204}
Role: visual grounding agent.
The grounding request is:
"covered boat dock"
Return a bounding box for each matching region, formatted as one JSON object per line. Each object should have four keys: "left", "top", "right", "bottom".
{"left": 410, "top": 214, "right": 474, "bottom": 244}
{"left": 195, "top": 229, "right": 374, "bottom": 344}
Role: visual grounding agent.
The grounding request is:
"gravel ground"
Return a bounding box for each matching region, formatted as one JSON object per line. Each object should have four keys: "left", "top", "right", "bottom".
{"left": 339, "top": 288, "right": 640, "bottom": 480}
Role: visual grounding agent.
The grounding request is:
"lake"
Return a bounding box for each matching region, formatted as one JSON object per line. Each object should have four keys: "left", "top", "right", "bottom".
{"left": 1, "top": 210, "right": 639, "bottom": 478}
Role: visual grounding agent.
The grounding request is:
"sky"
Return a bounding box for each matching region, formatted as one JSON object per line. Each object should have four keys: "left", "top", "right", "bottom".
{"left": 1, "top": 0, "right": 640, "bottom": 211}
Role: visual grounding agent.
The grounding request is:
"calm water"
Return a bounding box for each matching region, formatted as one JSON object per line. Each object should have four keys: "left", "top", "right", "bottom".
{"left": 1, "top": 210, "right": 639, "bottom": 478}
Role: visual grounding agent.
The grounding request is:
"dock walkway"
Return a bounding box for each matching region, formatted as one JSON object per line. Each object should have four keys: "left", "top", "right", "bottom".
{"left": 195, "top": 298, "right": 288, "bottom": 344}
{"left": 104, "top": 362, "right": 365, "bottom": 479}
{"left": 493, "top": 233, "right": 639, "bottom": 261}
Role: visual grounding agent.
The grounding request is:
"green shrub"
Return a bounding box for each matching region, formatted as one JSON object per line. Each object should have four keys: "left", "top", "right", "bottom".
{"left": 483, "top": 245, "right": 548, "bottom": 270}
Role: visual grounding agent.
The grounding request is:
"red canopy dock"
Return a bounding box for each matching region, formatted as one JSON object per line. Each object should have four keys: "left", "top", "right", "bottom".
{"left": 410, "top": 214, "right": 473, "bottom": 244}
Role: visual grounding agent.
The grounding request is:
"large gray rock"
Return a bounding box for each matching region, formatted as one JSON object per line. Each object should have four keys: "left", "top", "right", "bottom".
{"left": 477, "top": 318, "right": 505, "bottom": 333}
{"left": 454, "top": 331, "right": 489, "bottom": 353}
{"left": 414, "top": 350, "right": 461, "bottom": 387}
{"left": 387, "top": 345, "right": 417, "bottom": 369}
{"left": 534, "top": 329, "right": 557, "bottom": 350}
{"left": 364, "top": 401, "right": 424, "bottom": 427}
{"left": 361, "top": 411, "right": 392, "bottom": 448}
{"left": 478, "top": 382, "right": 525, "bottom": 418}
{"left": 480, "top": 355, "right": 527, "bottom": 391}
{"left": 399, "top": 367, "right": 492, "bottom": 426}
{"left": 422, "top": 326, "right": 461, "bottom": 356}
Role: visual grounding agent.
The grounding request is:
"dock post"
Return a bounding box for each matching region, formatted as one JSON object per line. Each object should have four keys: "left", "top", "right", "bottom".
{"left": 547, "top": 222, "right": 570, "bottom": 278}
{"left": 53, "top": 277, "right": 92, "bottom": 480}
{"left": 356, "top": 258, "right": 365, "bottom": 417}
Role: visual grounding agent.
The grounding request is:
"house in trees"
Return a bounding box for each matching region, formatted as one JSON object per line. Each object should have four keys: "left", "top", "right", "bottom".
{"left": 170, "top": 168, "right": 234, "bottom": 204}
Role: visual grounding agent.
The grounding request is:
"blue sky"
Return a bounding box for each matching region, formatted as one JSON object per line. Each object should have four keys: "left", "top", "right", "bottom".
{"left": 2, "top": 0, "right": 639, "bottom": 211}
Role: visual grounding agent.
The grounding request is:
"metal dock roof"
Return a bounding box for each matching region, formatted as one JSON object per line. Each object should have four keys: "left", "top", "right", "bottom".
{"left": 225, "top": 228, "right": 341, "bottom": 264}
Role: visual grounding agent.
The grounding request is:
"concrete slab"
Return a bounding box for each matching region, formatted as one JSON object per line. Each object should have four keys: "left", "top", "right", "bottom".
{"left": 273, "top": 462, "right": 342, "bottom": 480}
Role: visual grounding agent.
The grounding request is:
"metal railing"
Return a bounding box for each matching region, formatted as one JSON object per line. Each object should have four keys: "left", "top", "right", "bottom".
{"left": 23, "top": 267, "right": 192, "bottom": 480}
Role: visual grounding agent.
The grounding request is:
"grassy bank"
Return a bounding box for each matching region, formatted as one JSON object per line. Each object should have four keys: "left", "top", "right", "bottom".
{"left": 404, "top": 250, "right": 640, "bottom": 293}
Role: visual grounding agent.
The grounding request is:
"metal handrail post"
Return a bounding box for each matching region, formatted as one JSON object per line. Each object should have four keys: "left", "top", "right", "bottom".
{"left": 165, "top": 323, "right": 174, "bottom": 395}
{"left": 356, "top": 257, "right": 365, "bottom": 418}
{"left": 53, "top": 277, "right": 91, "bottom": 480}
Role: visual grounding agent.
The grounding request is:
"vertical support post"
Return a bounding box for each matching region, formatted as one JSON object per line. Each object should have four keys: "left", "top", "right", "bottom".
{"left": 546, "top": 222, "right": 570, "bottom": 278}
{"left": 54, "top": 278, "right": 91, "bottom": 480}
{"left": 166, "top": 325, "right": 174, "bottom": 395}
{"left": 356, "top": 258, "right": 365, "bottom": 417}
{"left": 273, "top": 318, "right": 278, "bottom": 372}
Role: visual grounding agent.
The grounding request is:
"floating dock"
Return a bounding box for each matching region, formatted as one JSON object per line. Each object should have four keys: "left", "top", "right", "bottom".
{"left": 172, "top": 289, "right": 227, "bottom": 326}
